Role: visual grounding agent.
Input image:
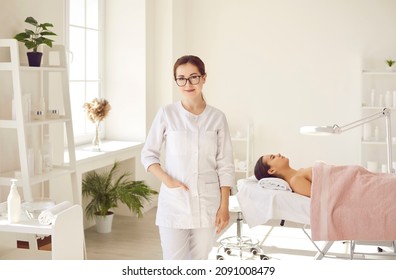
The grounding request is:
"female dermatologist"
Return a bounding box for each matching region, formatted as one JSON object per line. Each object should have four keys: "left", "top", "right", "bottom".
{"left": 141, "top": 55, "right": 235, "bottom": 260}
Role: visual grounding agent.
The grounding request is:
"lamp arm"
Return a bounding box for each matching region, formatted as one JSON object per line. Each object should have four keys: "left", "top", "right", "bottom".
{"left": 334, "top": 108, "right": 393, "bottom": 173}
{"left": 335, "top": 108, "right": 390, "bottom": 133}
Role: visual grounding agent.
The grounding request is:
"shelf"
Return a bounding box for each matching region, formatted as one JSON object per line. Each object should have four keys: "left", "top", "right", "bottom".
{"left": 361, "top": 106, "right": 396, "bottom": 110}
{"left": 361, "top": 141, "right": 396, "bottom": 145}
{"left": 361, "top": 66, "right": 396, "bottom": 168}
{"left": 0, "top": 63, "right": 13, "bottom": 71}
{"left": 0, "top": 120, "right": 17, "bottom": 129}
{"left": 362, "top": 70, "right": 396, "bottom": 76}
{"left": 20, "top": 65, "right": 67, "bottom": 72}
{"left": 25, "top": 117, "right": 71, "bottom": 126}
{"left": 0, "top": 117, "right": 71, "bottom": 129}
{"left": 231, "top": 122, "right": 253, "bottom": 179}
{"left": 0, "top": 217, "right": 52, "bottom": 235}
{"left": 0, "top": 248, "right": 51, "bottom": 260}
{"left": 0, "top": 166, "right": 75, "bottom": 187}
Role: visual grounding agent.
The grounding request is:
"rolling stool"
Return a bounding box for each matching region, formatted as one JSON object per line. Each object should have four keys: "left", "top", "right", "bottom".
{"left": 216, "top": 195, "right": 269, "bottom": 260}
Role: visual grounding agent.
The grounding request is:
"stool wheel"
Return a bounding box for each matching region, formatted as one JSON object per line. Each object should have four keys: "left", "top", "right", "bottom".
{"left": 224, "top": 248, "right": 232, "bottom": 255}
{"left": 260, "top": 254, "right": 270, "bottom": 260}
{"left": 251, "top": 248, "right": 258, "bottom": 255}
{"left": 216, "top": 255, "right": 225, "bottom": 260}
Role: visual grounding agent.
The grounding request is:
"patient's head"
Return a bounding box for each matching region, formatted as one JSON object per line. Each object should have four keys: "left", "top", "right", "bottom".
{"left": 254, "top": 154, "right": 289, "bottom": 180}
{"left": 254, "top": 155, "right": 275, "bottom": 180}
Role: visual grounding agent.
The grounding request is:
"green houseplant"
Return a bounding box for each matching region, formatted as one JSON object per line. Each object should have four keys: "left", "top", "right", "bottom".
{"left": 82, "top": 161, "right": 158, "bottom": 233}
{"left": 386, "top": 59, "right": 395, "bottom": 72}
{"left": 14, "top": 16, "right": 57, "bottom": 67}
{"left": 386, "top": 59, "right": 395, "bottom": 67}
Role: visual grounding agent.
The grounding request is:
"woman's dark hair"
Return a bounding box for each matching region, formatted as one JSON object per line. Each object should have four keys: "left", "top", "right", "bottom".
{"left": 254, "top": 156, "right": 276, "bottom": 180}
{"left": 173, "top": 55, "right": 206, "bottom": 79}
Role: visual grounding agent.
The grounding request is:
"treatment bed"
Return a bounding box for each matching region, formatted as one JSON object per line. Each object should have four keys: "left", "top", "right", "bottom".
{"left": 235, "top": 176, "right": 327, "bottom": 259}
{"left": 236, "top": 161, "right": 396, "bottom": 259}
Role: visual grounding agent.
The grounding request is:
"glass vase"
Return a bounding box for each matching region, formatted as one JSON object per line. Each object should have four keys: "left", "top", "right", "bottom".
{"left": 92, "top": 121, "right": 101, "bottom": 151}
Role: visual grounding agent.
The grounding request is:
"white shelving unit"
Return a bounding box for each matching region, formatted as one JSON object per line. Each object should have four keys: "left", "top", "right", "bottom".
{"left": 0, "top": 39, "right": 78, "bottom": 202}
{"left": 0, "top": 39, "right": 83, "bottom": 259}
{"left": 231, "top": 122, "right": 254, "bottom": 183}
{"left": 361, "top": 70, "right": 396, "bottom": 172}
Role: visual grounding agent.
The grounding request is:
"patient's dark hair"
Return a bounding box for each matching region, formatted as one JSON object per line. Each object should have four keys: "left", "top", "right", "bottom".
{"left": 254, "top": 156, "right": 276, "bottom": 180}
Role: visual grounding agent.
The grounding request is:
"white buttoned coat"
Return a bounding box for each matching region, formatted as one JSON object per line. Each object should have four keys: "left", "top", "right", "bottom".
{"left": 141, "top": 101, "right": 235, "bottom": 229}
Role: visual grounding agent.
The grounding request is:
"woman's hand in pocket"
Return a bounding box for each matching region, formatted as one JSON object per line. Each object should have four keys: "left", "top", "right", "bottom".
{"left": 164, "top": 176, "right": 189, "bottom": 191}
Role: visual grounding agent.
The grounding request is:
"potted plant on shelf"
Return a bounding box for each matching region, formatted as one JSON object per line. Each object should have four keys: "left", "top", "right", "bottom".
{"left": 386, "top": 59, "right": 395, "bottom": 72}
{"left": 82, "top": 161, "right": 158, "bottom": 233}
{"left": 14, "top": 16, "right": 57, "bottom": 67}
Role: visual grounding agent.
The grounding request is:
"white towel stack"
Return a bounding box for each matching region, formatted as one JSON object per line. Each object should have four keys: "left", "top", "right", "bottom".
{"left": 38, "top": 201, "right": 72, "bottom": 225}
{"left": 258, "top": 178, "right": 292, "bottom": 192}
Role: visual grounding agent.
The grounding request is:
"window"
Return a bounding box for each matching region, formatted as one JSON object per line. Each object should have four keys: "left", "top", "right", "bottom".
{"left": 67, "top": 0, "right": 103, "bottom": 144}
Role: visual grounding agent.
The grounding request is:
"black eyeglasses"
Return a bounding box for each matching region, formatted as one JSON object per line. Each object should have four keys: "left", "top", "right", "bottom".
{"left": 175, "top": 75, "right": 202, "bottom": 87}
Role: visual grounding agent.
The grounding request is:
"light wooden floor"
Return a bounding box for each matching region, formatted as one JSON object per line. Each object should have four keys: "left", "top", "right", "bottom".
{"left": 84, "top": 207, "right": 396, "bottom": 260}
{"left": 84, "top": 208, "right": 162, "bottom": 260}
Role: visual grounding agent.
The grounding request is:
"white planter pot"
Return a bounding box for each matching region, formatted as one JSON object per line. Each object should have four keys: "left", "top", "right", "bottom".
{"left": 95, "top": 212, "right": 114, "bottom": 233}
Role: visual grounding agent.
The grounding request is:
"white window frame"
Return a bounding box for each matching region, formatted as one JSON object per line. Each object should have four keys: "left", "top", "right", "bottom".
{"left": 65, "top": 0, "right": 104, "bottom": 145}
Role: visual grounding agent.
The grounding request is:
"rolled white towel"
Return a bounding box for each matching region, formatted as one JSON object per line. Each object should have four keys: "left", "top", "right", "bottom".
{"left": 258, "top": 178, "right": 292, "bottom": 192}
{"left": 38, "top": 201, "right": 72, "bottom": 225}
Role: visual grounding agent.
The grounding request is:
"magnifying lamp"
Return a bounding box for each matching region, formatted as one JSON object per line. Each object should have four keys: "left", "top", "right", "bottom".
{"left": 300, "top": 108, "right": 393, "bottom": 173}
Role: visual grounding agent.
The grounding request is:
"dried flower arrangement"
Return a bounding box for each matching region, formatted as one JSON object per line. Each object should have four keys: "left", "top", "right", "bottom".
{"left": 83, "top": 98, "right": 111, "bottom": 123}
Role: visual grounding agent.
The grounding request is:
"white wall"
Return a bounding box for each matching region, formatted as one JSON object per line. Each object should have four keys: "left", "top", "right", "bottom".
{"left": 2, "top": 0, "right": 396, "bottom": 176}
{"left": 0, "top": 0, "right": 65, "bottom": 63}
{"left": 152, "top": 0, "right": 396, "bottom": 168}
{"left": 104, "top": 0, "right": 147, "bottom": 142}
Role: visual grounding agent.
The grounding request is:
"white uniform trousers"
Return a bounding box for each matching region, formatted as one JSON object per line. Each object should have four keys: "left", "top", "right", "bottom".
{"left": 159, "top": 226, "right": 217, "bottom": 260}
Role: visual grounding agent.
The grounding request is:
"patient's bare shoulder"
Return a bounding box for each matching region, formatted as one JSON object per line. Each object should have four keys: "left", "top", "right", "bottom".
{"left": 289, "top": 169, "right": 312, "bottom": 197}
{"left": 300, "top": 167, "right": 312, "bottom": 181}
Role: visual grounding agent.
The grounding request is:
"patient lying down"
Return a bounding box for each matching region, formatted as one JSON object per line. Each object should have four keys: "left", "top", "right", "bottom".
{"left": 254, "top": 154, "right": 313, "bottom": 198}
{"left": 255, "top": 153, "right": 396, "bottom": 240}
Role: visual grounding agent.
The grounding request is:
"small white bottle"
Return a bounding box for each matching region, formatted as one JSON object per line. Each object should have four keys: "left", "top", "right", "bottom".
{"left": 370, "top": 89, "right": 376, "bottom": 107}
{"left": 385, "top": 90, "right": 392, "bottom": 107}
{"left": 374, "top": 126, "right": 380, "bottom": 141}
{"left": 7, "top": 179, "right": 21, "bottom": 223}
{"left": 35, "top": 150, "right": 42, "bottom": 175}
{"left": 379, "top": 93, "right": 384, "bottom": 107}
{"left": 363, "top": 123, "right": 372, "bottom": 141}
{"left": 41, "top": 135, "right": 53, "bottom": 172}
{"left": 393, "top": 91, "right": 396, "bottom": 107}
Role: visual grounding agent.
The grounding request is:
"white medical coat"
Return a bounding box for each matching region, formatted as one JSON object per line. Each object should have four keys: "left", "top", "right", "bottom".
{"left": 141, "top": 101, "right": 235, "bottom": 229}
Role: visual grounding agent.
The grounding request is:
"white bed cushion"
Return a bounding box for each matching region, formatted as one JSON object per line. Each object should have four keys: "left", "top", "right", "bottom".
{"left": 236, "top": 176, "right": 311, "bottom": 228}
{"left": 258, "top": 177, "right": 292, "bottom": 192}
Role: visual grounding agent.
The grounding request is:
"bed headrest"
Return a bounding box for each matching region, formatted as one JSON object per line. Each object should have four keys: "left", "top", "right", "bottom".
{"left": 237, "top": 176, "right": 292, "bottom": 192}
{"left": 258, "top": 177, "right": 292, "bottom": 192}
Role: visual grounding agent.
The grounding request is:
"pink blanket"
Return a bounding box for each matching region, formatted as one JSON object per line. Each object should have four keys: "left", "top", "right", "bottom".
{"left": 311, "top": 162, "right": 396, "bottom": 241}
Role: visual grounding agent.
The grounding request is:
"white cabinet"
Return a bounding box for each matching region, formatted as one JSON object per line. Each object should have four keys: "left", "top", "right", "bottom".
{"left": 231, "top": 122, "right": 254, "bottom": 183}
{"left": 361, "top": 70, "right": 396, "bottom": 172}
{"left": 0, "top": 204, "right": 84, "bottom": 259}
